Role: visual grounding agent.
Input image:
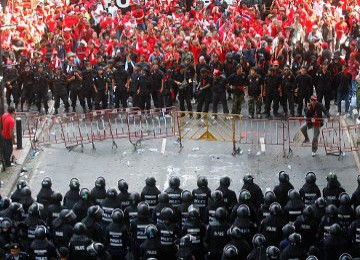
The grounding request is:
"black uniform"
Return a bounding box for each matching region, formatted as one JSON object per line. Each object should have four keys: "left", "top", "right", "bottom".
{"left": 264, "top": 72, "right": 282, "bottom": 117}
{"left": 141, "top": 184, "right": 161, "bottom": 214}
{"left": 273, "top": 180, "right": 294, "bottom": 208}
{"left": 81, "top": 67, "right": 95, "bottom": 110}
{"left": 68, "top": 234, "right": 93, "bottom": 259}
{"left": 51, "top": 72, "right": 70, "bottom": 114}
{"left": 29, "top": 238, "right": 57, "bottom": 260}
{"left": 299, "top": 183, "right": 321, "bottom": 207}
{"left": 151, "top": 68, "right": 164, "bottom": 108}
{"left": 93, "top": 73, "right": 108, "bottom": 110}
{"left": 19, "top": 67, "right": 35, "bottom": 111}
{"left": 157, "top": 221, "right": 179, "bottom": 258}
{"left": 192, "top": 187, "right": 211, "bottom": 220}
{"left": 349, "top": 217, "right": 360, "bottom": 257}
{"left": 174, "top": 69, "right": 192, "bottom": 114}
{"left": 196, "top": 74, "right": 213, "bottom": 114}
{"left": 259, "top": 213, "right": 286, "bottom": 247}
{"left": 182, "top": 215, "right": 206, "bottom": 260}
{"left": 137, "top": 72, "right": 153, "bottom": 110}
{"left": 314, "top": 68, "right": 332, "bottom": 111}
{"left": 295, "top": 73, "right": 313, "bottom": 115}
{"left": 204, "top": 222, "right": 230, "bottom": 260}
{"left": 212, "top": 75, "right": 229, "bottom": 114}
{"left": 3, "top": 67, "right": 20, "bottom": 109}
{"left": 51, "top": 218, "right": 74, "bottom": 248}
{"left": 67, "top": 69, "right": 85, "bottom": 112}
{"left": 34, "top": 69, "right": 50, "bottom": 113}
{"left": 64, "top": 189, "right": 81, "bottom": 210}
{"left": 113, "top": 67, "right": 130, "bottom": 108}
{"left": 104, "top": 219, "right": 129, "bottom": 258}
{"left": 280, "top": 71, "right": 296, "bottom": 116}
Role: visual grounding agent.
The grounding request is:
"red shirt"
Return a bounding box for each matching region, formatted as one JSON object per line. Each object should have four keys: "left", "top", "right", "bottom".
{"left": 2, "top": 113, "right": 14, "bottom": 140}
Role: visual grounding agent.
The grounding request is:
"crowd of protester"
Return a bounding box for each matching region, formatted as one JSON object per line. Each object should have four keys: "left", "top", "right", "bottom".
{"left": 1, "top": 0, "right": 360, "bottom": 117}
{"left": 0, "top": 172, "right": 358, "bottom": 259}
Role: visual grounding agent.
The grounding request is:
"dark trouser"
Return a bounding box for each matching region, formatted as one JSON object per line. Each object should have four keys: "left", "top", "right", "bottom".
{"left": 139, "top": 94, "right": 151, "bottom": 110}
{"left": 300, "top": 124, "right": 320, "bottom": 152}
{"left": 265, "top": 93, "right": 275, "bottom": 116}
{"left": 115, "top": 89, "right": 128, "bottom": 108}
{"left": 54, "top": 93, "right": 70, "bottom": 112}
{"left": 273, "top": 93, "right": 287, "bottom": 114}
{"left": 2, "top": 137, "right": 12, "bottom": 167}
{"left": 21, "top": 87, "right": 34, "bottom": 110}
{"left": 212, "top": 92, "right": 229, "bottom": 114}
{"left": 70, "top": 87, "right": 85, "bottom": 110}
{"left": 297, "top": 95, "right": 306, "bottom": 116}
{"left": 316, "top": 89, "right": 331, "bottom": 111}
{"left": 196, "top": 91, "right": 212, "bottom": 113}
{"left": 179, "top": 88, "right": 192, "bottom": 112}
{"left": 94, "top": 90, "right": 108, "bottom": 110}
{"left": 152, "top": 91, "right": 165, "bottom": 108}
{"left": 232, "top": 93, "right": 245, "bottom": 114}
{"left": 283, "top": 92, "right": 295, "bottom": 116}
{"left": 130, "top": 92, "right": 139, "bottom": 108}
{"left": 6, "top": 87, "right": 20, "bottom": 107}
{"left": 81, "top": 88, "right": 93, "bottom": 110}
{"left": 36, "top": 90, "right": 49, "bottom": 113}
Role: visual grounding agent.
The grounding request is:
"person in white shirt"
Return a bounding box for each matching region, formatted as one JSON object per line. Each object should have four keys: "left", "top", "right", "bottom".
{"left": 108, "top": 1, "right": 118, "bottom": 18}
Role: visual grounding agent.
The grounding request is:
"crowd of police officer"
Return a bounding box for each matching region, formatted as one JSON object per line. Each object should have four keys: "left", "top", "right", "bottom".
{"left": 0, "top": 171, "right": 359, "bottom": 259}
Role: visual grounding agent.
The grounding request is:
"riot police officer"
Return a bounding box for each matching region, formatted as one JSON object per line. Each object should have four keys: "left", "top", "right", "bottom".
{"left": 216, "top": 176, "right": 237, "bottom": 213}
{"left": 294, "top": 205, "right": 319, "bottom": 251}
{"left": 51, "top": 209, "right": 76, "bottom": 248}
{"left": 337, "top": 192, "right": 355, "bottom": 233}
{"left": 247, "top": 233, "right": 267, "bottom": 260}
{"left": 320, "top": 223, "right": 350, "bottom": 260}
{"left": 86, "top": 242, "right": 112, "bottom": 260}
{"left": 349, "top": 206, "right": 360, "bottom": 257}
{"left": 51, "top": 66, "right": 70, "bottom": 114}
{"left": 104, "top": 208, "right": 129, "bottom": 259}
{"left": 299, "top": 171, "right": 321, "bottom": 206}
{"left": 101, "top": 188, "right": 121, "bottom": 230}
{"left": 34, "top": 64, "right": 50, "bottom": 114}
{"left": 141, "top": 177, "right": 161, "bottom": 214}
{"left": 36, "top": 177, "right": 54, "bottom": 213}
{"left": 177, "top": 234, "right": 194, "bottom": 260}
{"left": 259, "top": 191, "right": 277, "bottom": 221}
{"left": 29, "top": 226, "right": 57, "bottom": 259}
{"left": 323, "top": 172, "right": 345, "bottom": 206}
{"left": 241, "top": 174, "right": 264, "bottom": 211}
{"left": 90, "top": 176, "right": 106, "bottom": 205}
{"left": 46, "top": 192, "right": 64, "bottom": 225}
{"left": 18, "top": 186, "right": 34, "bottom": 215}
{"left": 351, "top": 175, "right": 360, "bottom": 209}
{"left": 124, "top": 192, "right": 140, "bottom": 226}
{"left": 284, "top": 189, "right": 304, "bottom": 222}
{"left": 68, "top": 222, "right": 93, "bottom": 259}
{"left": 72, "top": 188, "right": 94, "bottom": 222}
{"left": 164, "top": 176, "right": 183, "bottom": 210}
{"left": 317, "top": 204, "right": 339, "bottom": 244}
{"left": 178, "top": 190, "right": 193, "bottom": 228}
{"left": 11, "top": 179, "right": 27, "bottom": 203}
{"left": 273, "top": 171, "right": 294, "bottom": 207}
{"left": 157, "top": 207, "right": 179, "bottom": 258}
{"left": 82, "top": 205, "right": 104, "bottom": 243}
{"left": 63, "top": 178, "right": 81, "bottom": 210}
{"left": 232, "top": 204, "right": 257, "bottom": 246}
{"left": 193, "top": 176, "right": 211, "bottom": 220}
{"left": 279, "top": 233, "right": 307, "bottom": 260}
{"left": 117, "top": 179, "right": 131, "bottom": 210}
{"left": 153, "top": 192, "right": 172, "bottom": 224}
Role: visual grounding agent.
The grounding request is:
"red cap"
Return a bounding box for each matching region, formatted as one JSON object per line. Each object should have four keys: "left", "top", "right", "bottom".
{"left": 311, "top": 95, "right": 317, "bottom": 101}
{"left": 322, "top": 42, "right": 328, "bottom": 49}
{"left": 272, "top": 60, "right": 279, "bottom": 66}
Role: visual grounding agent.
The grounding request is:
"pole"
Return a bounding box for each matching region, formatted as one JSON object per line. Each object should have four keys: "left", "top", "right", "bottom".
{"left": 16, "top": 117, "right": 22, "bottom": 149}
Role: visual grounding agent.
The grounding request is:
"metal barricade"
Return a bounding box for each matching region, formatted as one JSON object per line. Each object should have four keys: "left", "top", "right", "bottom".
{"left": 287, "top": 117, "right": 341, "bottom": 157}
{"left": 175, "top": 111, "right": 242, "bottom": 155}
{"left": 128, "top": 107, "right": 177, "bottom": 148}
{"left": 338, "top": 124, "right": 360, "bottom": 153}
{"left": 107, "top": 107, "right": 141, "bottom": 148}
{"left": 237, "top": 119, "right": 286, "bottom": 157}
{"left": 60, "top": 114, "right": 83, "bottom": 151}
{"left": 15, "top": 112, "right": 39, "bottom": 139}
{"left": 77, "top": 113, "right": 94, "bottom": 148}
{"left": 88, "top": 109, "right": 112, "bottom": 149}
{"left": 34, "top": 116, "right": 64, "bottom": 147}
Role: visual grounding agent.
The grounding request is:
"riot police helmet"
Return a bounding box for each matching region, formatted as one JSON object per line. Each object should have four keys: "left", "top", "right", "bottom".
{"left": 117, "top": 179, "right": 128, "bottom": 192}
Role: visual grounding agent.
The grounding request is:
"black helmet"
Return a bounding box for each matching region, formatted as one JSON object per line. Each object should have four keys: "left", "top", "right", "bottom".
{"left": 181, "top": 190, "right": 193, "bottom": 203}
{"left": 197, "top": 176, "right": 208, "bottom": 188}
{"left": 106, "top": 187, "right": 118, "bottom": 199}
{"left": 326, "top": 172, "right": 337, "bottom": 182}
{"left": 179, "top": 234, "right": 192, "bottom": 247}
{"left": 69, "top": 178, "right": 80, "bottom": 190}
{"left": 339, "top": 253, "right": 352, "bottom": 260}
{"left": 288, "top": 233, "right": 301, "bottom": 245}
{"left": 60, "top": 209, "right": 76, "bottom": 222}
{"left": 95, "top": 176, "right": 106, "bottom": 189}
{"left": 35, "top": 225, "right": 47, "bottom": 239}
{"left": 28, "top": 202, "right": 42, "bottom": 216}
{"left": 87, "top": 242, "right": 105, "bottom": 256}
{"left": 74, "top": 222, "right": 87, "bottom": 235}
{"left": 188, "top": 206, "right": 200, "bottom": 221}
{"left": 339, "top": 192, "right": 350, "bottom": 205}
{"left": 279, "top": 171, "right": 289, "bottom": 183}
{"left": 137, "top": 202, "right": 150, "bottom": 218}
{"left": 227, "top": 226, "right": 242, "bottom": 239}
{"left": 9, "top": 202, "right": 23, "bottom": 213}
{"left": 145, "top": 177, "right": 156, "bottom": 186}
{"left": 303, "top": 205, "right": 315, "bottom": 218}
{"left": 306, "top": 256, "right": 319, "bottom": 260}
{"left": 1, "top": 218, "right": 12, "bottom": 229}
{"left": 237, "top": 204, "right": 250, "bottom": 218}
{"left": 129, "top": 192, "right": 141, "bottom": 205}
{"left": 111, "top": 208, "right": 124, "bottom": 223}
{"left": 329, "top": 223, "right": 342, "bottom": 236}
{"left": 169, "top": 176, "right": 180, "bottom": 189}
{"left": 264, "top": 191, "right": 277, "bottom": 205}
{"left": 225, "top": 52, "right": 233, "bottom": 59}
{"left": 252, "top": 233, "right": 266, "bottom": 247}
{"left": 51, "top": 192, "right": 63, "bottom": 203}
{"left": 266, "top": 246, "right": 280, "bottom": 259}
{"left": 356, "top": 205, "right": 360, "bottom": 218}
{"left": 145, "top": 224, "right": 158, "bottom": 239}
{"left": 41, "top": 177, "right": 52, "bottom": 188}
{"left": 305, "top": 172, "right": 316, "bottom": 183}
{"left": 80, "top": 188, "right": 90, "bottom": 201}
{"left": 117, "top": 179, "right": 128, "bottom": 192}
{"left": 223, "top": 245, "right": 238, "bottom": 258}
{"left": 282, "top": 223, "right": 295, "bottom": 238}
{"left": 160, "top": 207, "right": 174, "bottom": 221}
{"left": 20, "top": 186, "right": 31, "bottom": 196}
{"left": 243, "top": 174, "right": 254, "bottom": 184}
{"left": 87, "top": 205, "right": 103, "bottom": 220}
{"left": 239, "top": 189, "right": 251, "bottom": 202}
{"left": 211, "top": 190, "right": 223, "bottom": 202}
{"left": 0, "top": 197, "right": 11, "bottom": 210}
{"left": 158, "top": 192, "right": 169, "bottom": 203}
{"left": 315, "top": 197, "right": 326, "bottom": 209}
{"left": 288, "top": 189, "right": 301, "bottom": 200}
{"left": 269, "top": 202, "right": 282, "bottom": 216}
{"left": 326, "top": 204, "right": 337, "bottom": 217}
{"left": 220, "top": 176, "right": 231, "bottom": 187}
{"left": 16, "top": 179, "right": 28, "bottom": 190}
{"left": 215, "top": 207, "right": 227, "bottom": 221}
